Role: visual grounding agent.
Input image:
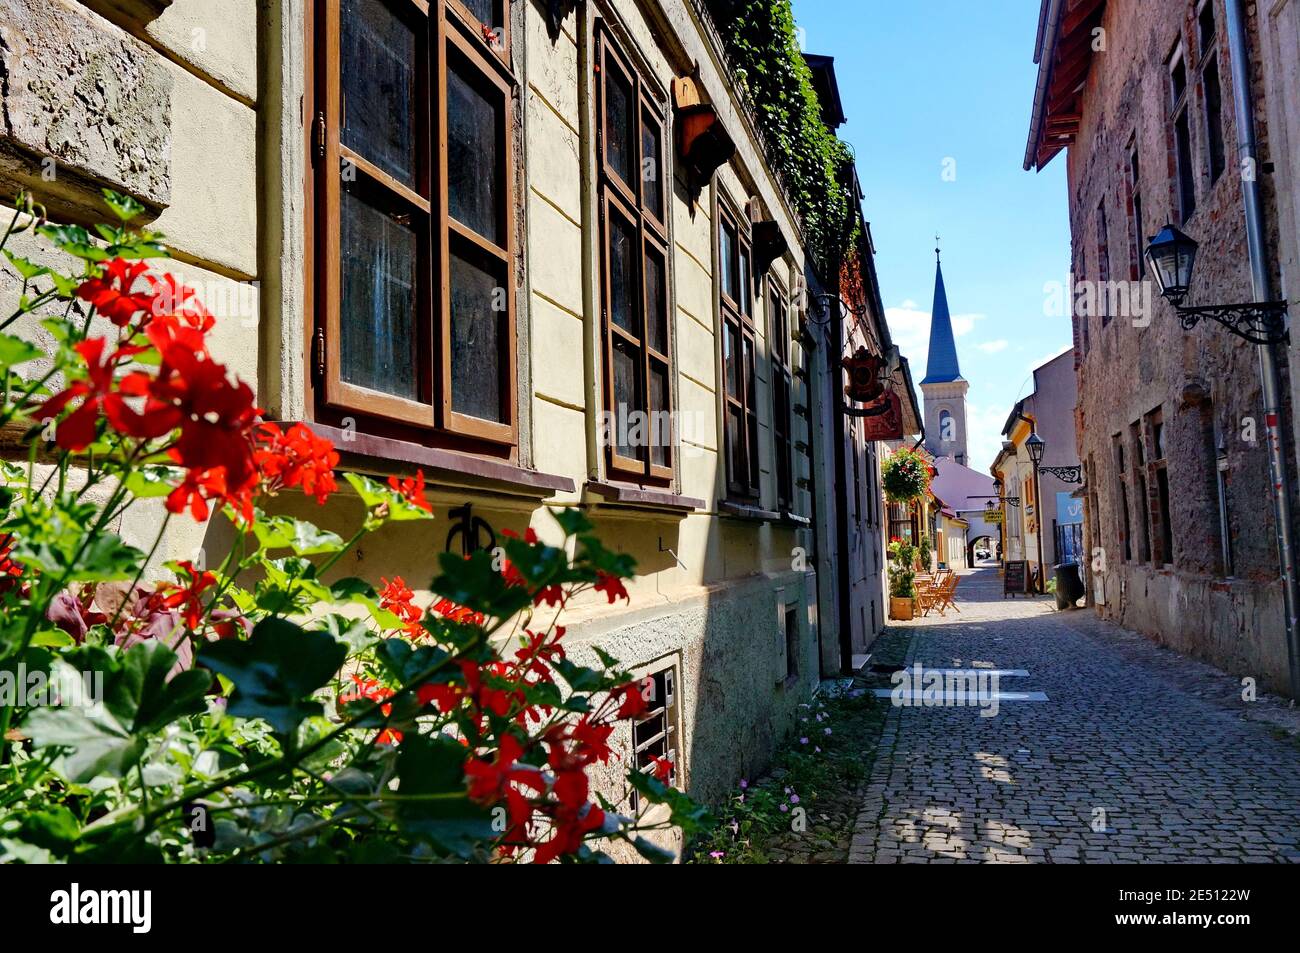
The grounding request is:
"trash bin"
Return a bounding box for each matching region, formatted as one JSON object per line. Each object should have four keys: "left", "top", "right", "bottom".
{"left": 1053, "top": 562, "right": 1084, "bottom": 609}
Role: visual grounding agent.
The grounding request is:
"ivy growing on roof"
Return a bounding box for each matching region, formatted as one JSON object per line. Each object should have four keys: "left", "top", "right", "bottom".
{"left": 706, "top": 0, "right": 858, "bottom": 274}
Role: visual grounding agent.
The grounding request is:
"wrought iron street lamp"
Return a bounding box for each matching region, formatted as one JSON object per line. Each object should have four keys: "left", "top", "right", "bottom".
{"left": 1026, "top": 432, "right": 1047, "bottom": 594}
{"left": 1145, "top": 224, "right": 1289, "bottom": 345}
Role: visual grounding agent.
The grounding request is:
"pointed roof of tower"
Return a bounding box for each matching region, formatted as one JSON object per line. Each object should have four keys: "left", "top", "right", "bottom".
{"left": 921, "top": 248, "right": 964, "bottom": 385}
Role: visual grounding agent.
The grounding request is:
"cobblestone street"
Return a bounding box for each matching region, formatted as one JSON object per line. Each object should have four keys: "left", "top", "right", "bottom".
{"left": 850, "top": 567, "right": 1300, "bottom": 864}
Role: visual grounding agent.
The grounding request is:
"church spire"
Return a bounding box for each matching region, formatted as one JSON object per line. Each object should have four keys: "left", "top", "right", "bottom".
{"left": 921, "top": 247, "right": 963, "bottom": 384}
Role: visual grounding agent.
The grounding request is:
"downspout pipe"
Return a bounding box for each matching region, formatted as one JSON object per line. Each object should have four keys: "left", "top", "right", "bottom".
{"left": 1223, "top": 0, "right": 1300, "bottom": 698}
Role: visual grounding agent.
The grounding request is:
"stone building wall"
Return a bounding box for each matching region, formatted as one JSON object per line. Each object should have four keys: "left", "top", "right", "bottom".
{"left": 1066, "top": 0, "right": 1292, "bottom": 693}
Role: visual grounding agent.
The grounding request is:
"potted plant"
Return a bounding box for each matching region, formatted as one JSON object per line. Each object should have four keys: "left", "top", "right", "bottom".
{"left": 887, "top": 538, "right": 917, "bottom": 620}
{"left": 917, "top": 536, "right": 932, "bottom": 573}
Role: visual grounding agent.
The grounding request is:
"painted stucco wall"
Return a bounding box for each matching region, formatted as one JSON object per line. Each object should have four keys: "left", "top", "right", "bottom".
{"left": 0, "top": 0, "right": 865, "bottom": 839}
{"left": 0, "top": 0, "right": 258, "bottom": 580}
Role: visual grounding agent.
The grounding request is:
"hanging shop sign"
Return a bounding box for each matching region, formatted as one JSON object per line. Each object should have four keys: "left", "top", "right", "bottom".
{"left": 842, "top": 346, "right": 886, "bottom": 404}
{"left": 856, "top": 389, "right": 905, "bottom": 440}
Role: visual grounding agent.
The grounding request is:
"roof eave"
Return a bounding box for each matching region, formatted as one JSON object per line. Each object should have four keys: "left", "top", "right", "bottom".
{"left": 1024, "top": 0, "right": 1066, "bottom": 171}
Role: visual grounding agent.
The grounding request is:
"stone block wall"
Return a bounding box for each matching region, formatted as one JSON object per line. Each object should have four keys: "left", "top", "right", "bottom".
{"left": 1065, "top": 0, "right": 1294, "bottom": 693}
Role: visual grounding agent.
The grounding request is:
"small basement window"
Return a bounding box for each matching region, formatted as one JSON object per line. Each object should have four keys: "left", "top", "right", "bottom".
{"left": 630, "top": 665, "right": 679, "bottom": 809}
{"left": 783, "top": 601, "right": 799, "bottom": 682}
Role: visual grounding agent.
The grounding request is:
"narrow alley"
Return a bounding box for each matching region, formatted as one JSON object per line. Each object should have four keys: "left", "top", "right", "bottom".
{"left": 849, "top": 568, "right": 1300, "bottom": 864}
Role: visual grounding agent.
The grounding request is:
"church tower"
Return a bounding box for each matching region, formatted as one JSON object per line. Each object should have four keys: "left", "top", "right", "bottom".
{"left": 921, "top": 247, "right": 970, "bottom": 465}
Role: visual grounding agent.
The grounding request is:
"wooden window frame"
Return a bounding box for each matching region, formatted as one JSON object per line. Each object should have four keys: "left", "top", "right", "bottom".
{"left": 1096, "top": 199, "right": 1111, "bottom": 325}
{"left": 1196, "top": 0, "right": 1227, "bottom": 186}
{"left": 768, "top": 276, "right": 793, "bottom": 512}
{"left": 596, "top": 24, "right": 674, "bottom": 483}
{"left": 310, "top": 0, "right": 518, "bottom": 454}
{"left": 1168, "top": 42, "right": 1197, "bottom": 223}
{"left": 1126, "top": 138, "right": 1144, "bottom": 281}
{"left": 719, "top": 197, "right": 759, "bottom": 500}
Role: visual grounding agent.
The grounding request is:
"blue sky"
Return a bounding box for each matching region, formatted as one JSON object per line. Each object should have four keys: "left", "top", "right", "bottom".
{"left": 792, "top": 0, "right": 1074, "bottom": 472}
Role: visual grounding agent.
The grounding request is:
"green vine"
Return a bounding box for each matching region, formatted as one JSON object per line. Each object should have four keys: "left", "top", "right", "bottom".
{"left": 706, "top": 0, "right": 857, "bottom": 273}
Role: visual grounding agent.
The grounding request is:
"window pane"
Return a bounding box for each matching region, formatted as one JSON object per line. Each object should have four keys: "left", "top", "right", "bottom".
{"left": 340, "top": 188, "right": 420, "bottom": 400}
{"left": 720, "top": 224, "right": 737, "bottom": 301}
{"left": 612, "top": 340, "right": 641, "bottom": 459}
{"left": 641, "top": 113, "right": 663, "bottom": 217}
{"left": 604, "top": 61, "right": 635, "bottom": 187}
{"left": 726, "top": 406, "right": 743, "bottom": 486}
{"left": 341, "top": 0, "right": 417, "bottom": 188}
{"left": 449, "top": 246, "right": 506, "bottom": 422}
{"left": 724, "top": 323, "right": 739, "bottom": 397}
{"left": 459, "top": 0, "right": 499, "bottom": 30}
{"left": 743, "top": 334, "right": 756, "bottom": 405}
{"left": 608, "top": 212, "right": 638, "bottom": 335}
{"left": 649, "top": 362, "right": 668, "bottom": 467}
{"left": 447, "top": 65, "right": 503, "bottom": 244}
{"left": 645, "top": 247, "right": 667, "bottom": 354}
{"left": 747, "top": 414, "right": 759, "bottom": 490}
{"left": 739, "top": 247, "right": 751, "bottom": 316}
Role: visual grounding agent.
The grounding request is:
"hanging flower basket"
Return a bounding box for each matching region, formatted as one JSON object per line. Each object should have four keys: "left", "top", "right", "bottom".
{"left": 881, "top": 448, "right": 931, "bottom": 504}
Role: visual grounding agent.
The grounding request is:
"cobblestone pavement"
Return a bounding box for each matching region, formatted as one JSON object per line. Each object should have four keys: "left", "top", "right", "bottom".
{"left": 850, "top": 566, "right": 1300, "bottom": 864}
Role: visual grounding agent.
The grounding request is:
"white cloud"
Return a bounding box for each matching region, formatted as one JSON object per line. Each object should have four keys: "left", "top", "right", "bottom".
{"left": 884, "top": 302, "right": 984, "bottom": 378}
{"left": 976, "top": 339, "right": 1009, "bottom": 354}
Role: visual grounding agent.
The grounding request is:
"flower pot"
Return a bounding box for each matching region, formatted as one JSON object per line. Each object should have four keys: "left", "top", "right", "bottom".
{"left": 889, "top": 596, "right": 914, "bottom": 621}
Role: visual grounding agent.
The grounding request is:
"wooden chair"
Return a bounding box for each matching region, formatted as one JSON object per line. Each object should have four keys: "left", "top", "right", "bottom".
{"left": 935, "top": 573, "right": 961, "bottom": 613}
{"left": 914, "top": 578, "right": 940, "bottom": 616}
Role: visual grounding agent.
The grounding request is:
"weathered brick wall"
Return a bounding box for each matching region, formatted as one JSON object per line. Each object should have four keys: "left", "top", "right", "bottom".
{"left": 1066, "top": 0, "right": 1292, "bottom": 692}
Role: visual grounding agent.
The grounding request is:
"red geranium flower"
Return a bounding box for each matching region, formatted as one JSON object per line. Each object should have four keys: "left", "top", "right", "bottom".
{"left": 35, "top": 338, "right": 143, "bottom": 451}
{"left": 388, "top": 471, "right": 433, "bottom": 513}
{"left": 431, "top": 597, "right": 485, "bottom": 628}
{"left": 379, "top": 575, "right": 423, "bottom": 638}
{"left": 145, "top": 272, "right": 214, "bottom": 332}
{"left": 613, "top": 681, "right": 649, "bottom": 719}
{"left": 76, "top": 258, "right": 155, "bottom": 327}
{"left": 157, "top": 560, "right": 218, "bottom": 629}
{"left": 255, "top": 423, "right": 339, "bottom": 504}
{"left": 339, "top": 675, "right": 401, "bottom": 745}
{"left": 594, "top": 571, "right": 629, "bottom": 604}
{"left": 165, "top": 466, "right": 231, "bottom": 522}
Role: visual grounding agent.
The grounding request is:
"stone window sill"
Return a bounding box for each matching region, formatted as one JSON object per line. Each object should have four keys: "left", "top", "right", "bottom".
{"left": 584, "top": 480, "right": 704, "bottom": 513}
{"left": 280, "top": 421, "right": 574, "bottom": 498}
{"left": 718, "top": 499, "right": 782, "bottom": 522}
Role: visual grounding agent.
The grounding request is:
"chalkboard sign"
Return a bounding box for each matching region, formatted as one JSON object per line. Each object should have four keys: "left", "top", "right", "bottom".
{"left": 1004, "top": 560, "right": 1029, "bottom": 597}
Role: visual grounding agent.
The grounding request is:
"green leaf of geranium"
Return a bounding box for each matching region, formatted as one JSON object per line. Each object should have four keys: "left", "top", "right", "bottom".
{"left": 36, "top": 224, "right": 108, "bottom": 262}
{"left": 124, "top": 466, "right": 185, "bottom": 499}
{"left": 200, "top": 617, "right": 347, "bottom": 735}
{"left": 0, "top": 332, "right": 42, "bottom": 369}
{"left": 344, "top": 472, "right": 434, "bottom": 523}
{"left": 24, "top": 641, "right": 203, "bottom": 783}
{"left": 102, "top": 189, "right": 146, "bottom": 223}
{"left": 630, "top": 836, "right": 675, "bottom": 864}
{"left": 252, "top": 515, "right": 345, "bottom": 555}
{"left": 2, "top": 250, "right": 48, "bottom": 281}
{"left": 394, "top": 732, "right": 494, "bottom": 858}
{"left": 432, "top": 549, "right": 532, "bottom": 620}
{"left": 551, "top": 508, "right": 593, "bottom": 536}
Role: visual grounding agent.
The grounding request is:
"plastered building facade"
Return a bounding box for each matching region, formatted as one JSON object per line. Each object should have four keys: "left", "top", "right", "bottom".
{"left": 0, "top": 0, "right": 906, "bottom": 843}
